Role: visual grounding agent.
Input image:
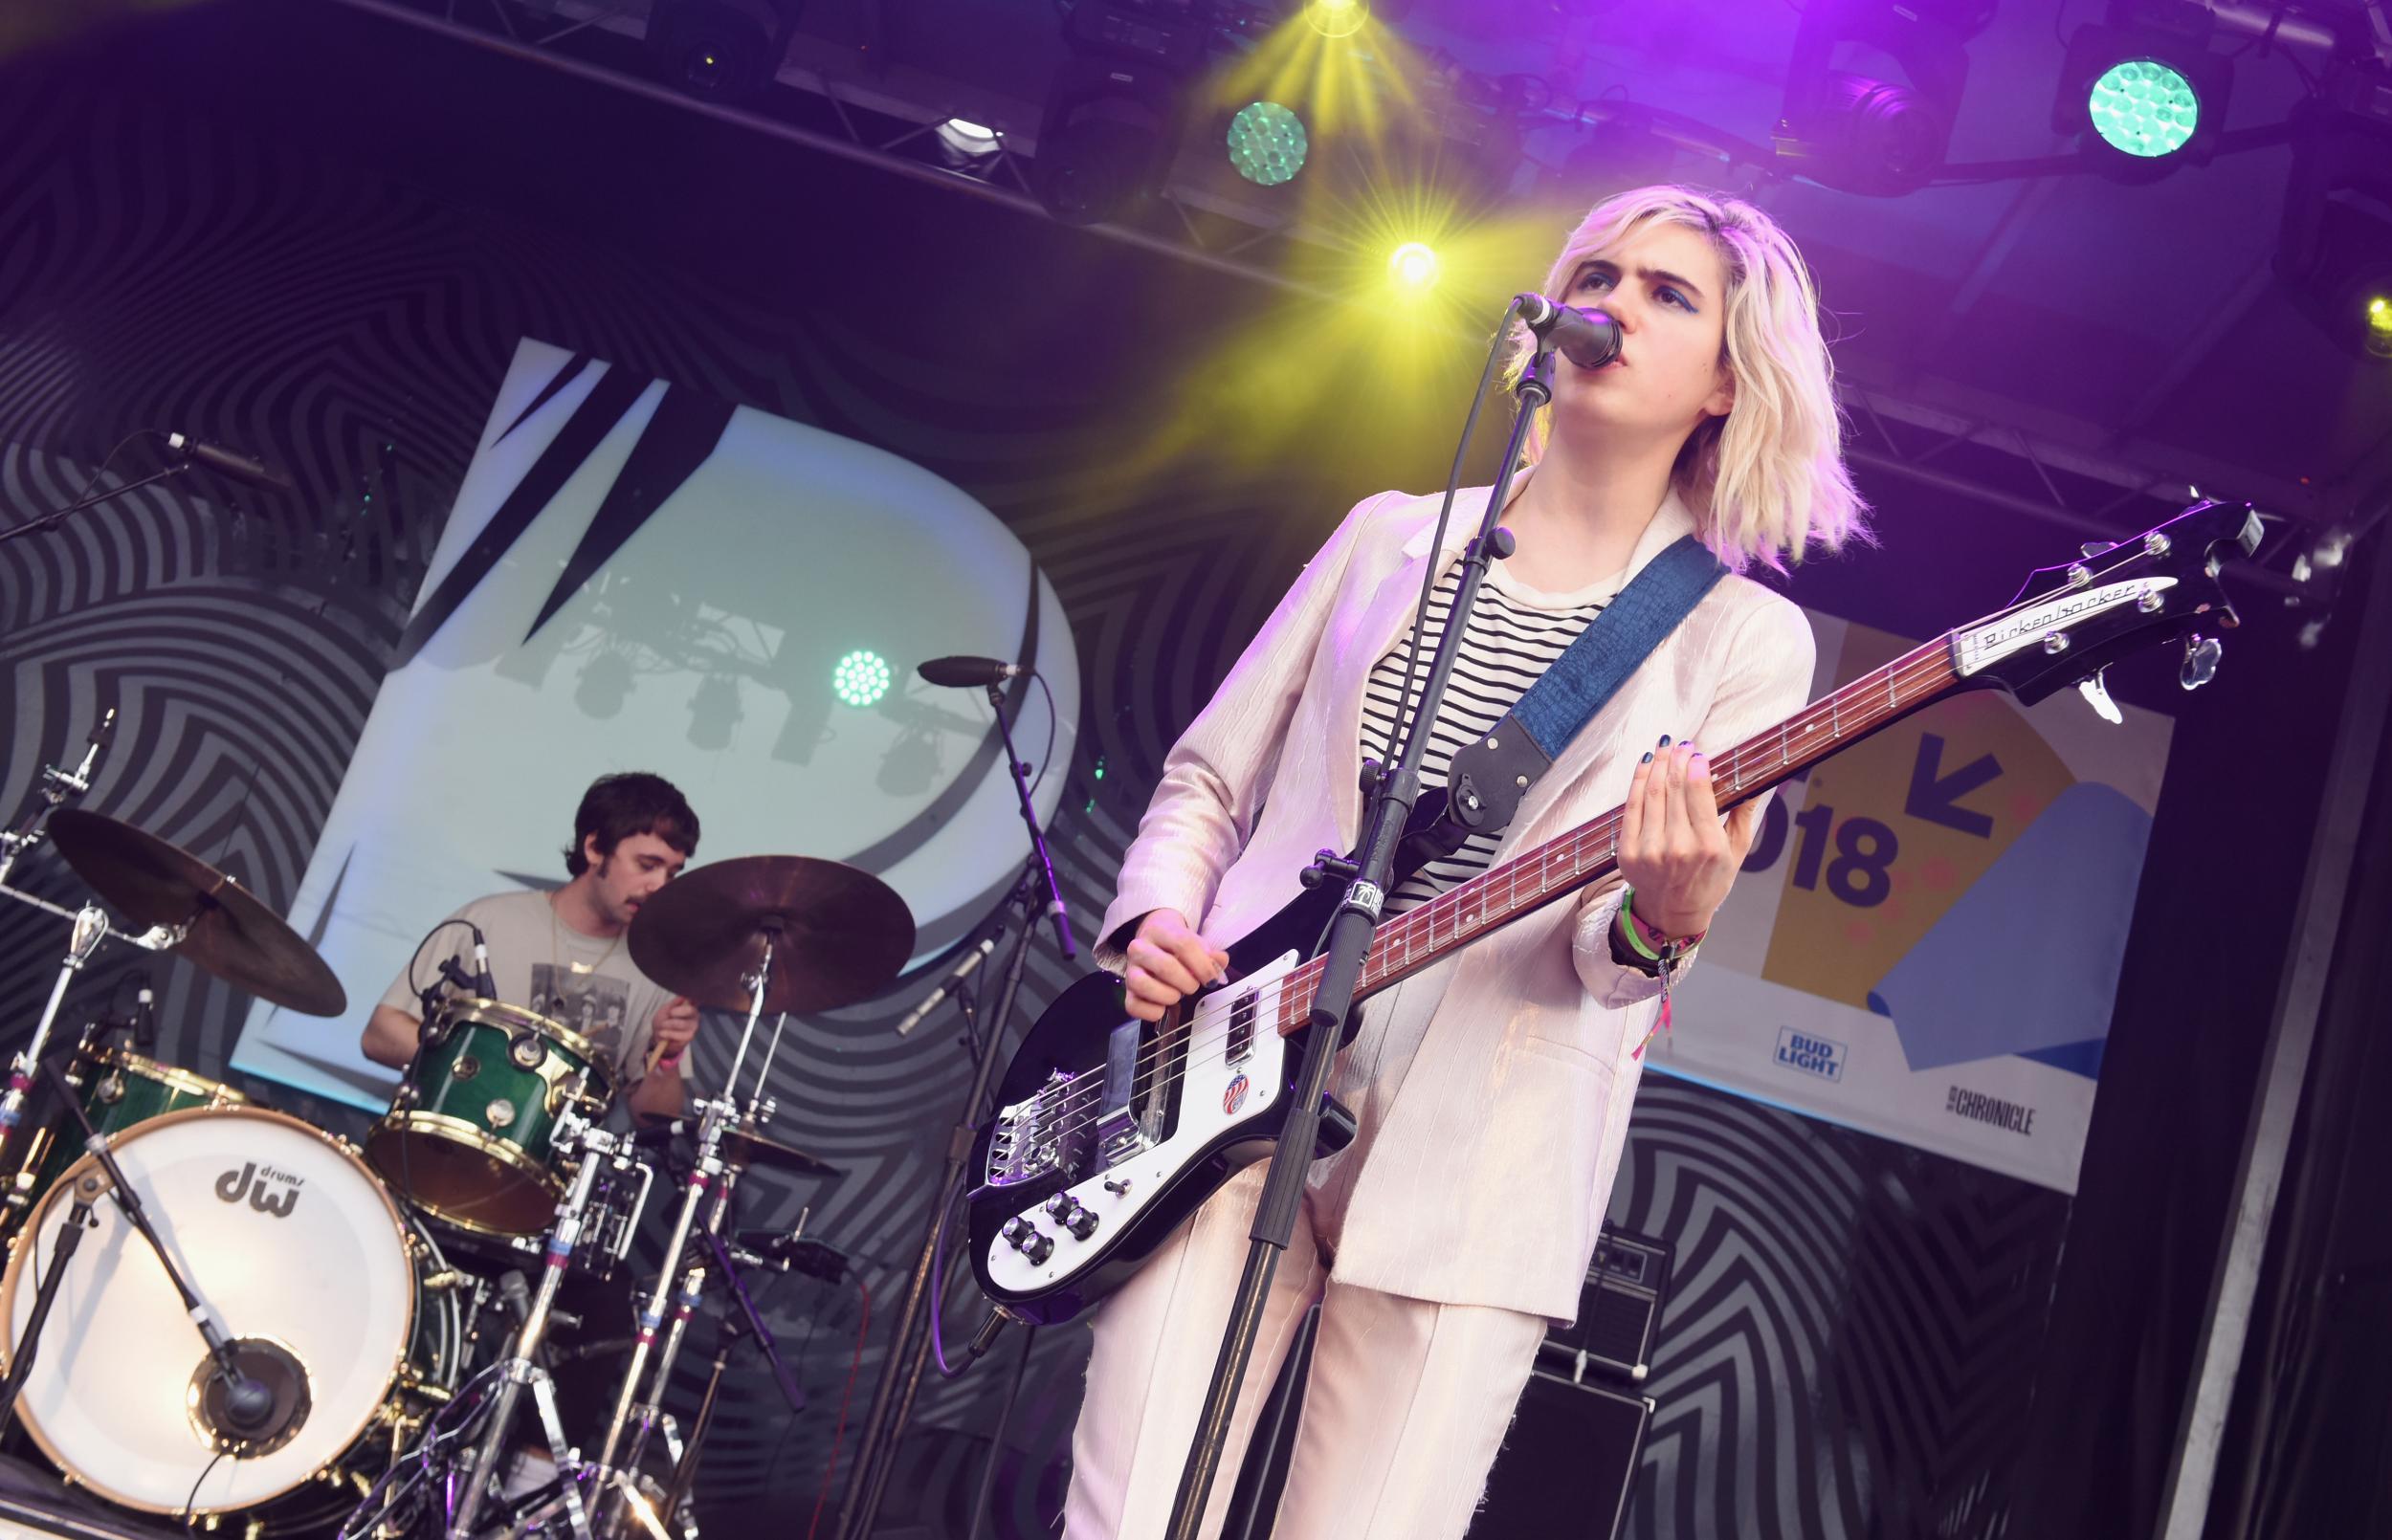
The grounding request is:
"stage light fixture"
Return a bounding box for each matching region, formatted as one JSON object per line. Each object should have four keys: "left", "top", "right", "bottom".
{"left": 2275, "top": 101, "right": 2392, "bottom": 364}
{"left": 1036, "top": 55, "right": 1189, "bottom": 226}
{"left": 1389, "top": 241, "right": 1441, "bottom": 292}
{"left": 2053, "top": 11, "right": 2230, "bottom": 177}
{"left": 937, "top": 119, "right": 1003, "bottom": 162}
{"left": 1774, "top": 0, "right": 1987, "bottom": 196}
{"left": 1227, "top": 101, "right": 1308, "bottom": 186}
{"left": 1306, "top": 0, "right": 1367, "bottom": 39}
{"left": 644, "top": 0, "right": 803, "bottom": 103}
{"left": 833, "top": 649, "right": 893, "bottom": 708}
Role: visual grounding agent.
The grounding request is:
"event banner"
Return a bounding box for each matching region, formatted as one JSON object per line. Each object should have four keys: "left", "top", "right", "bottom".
{"left": 1647, "top": 609, "right": 2173, "bottom": 1194}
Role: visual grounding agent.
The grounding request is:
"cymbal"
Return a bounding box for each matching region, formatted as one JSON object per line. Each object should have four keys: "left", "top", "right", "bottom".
{"left": 44, "top": 810, "right": 348, "bottom": 1017}
{"left": 720, "top": 1118, "right": 840, "bottom": 1178}
{"left": 625, "top": 854, "right": 914, "bottom": 1016}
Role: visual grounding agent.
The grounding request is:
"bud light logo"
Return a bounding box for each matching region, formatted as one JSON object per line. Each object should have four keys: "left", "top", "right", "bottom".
{"left": 1775, "top": 1027, "right": 1846, "bottom": 1082}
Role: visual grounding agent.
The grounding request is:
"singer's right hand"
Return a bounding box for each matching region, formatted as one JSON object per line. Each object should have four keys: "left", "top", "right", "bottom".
{"left": 1119, "top": 910, "right": 1229, "bottom": 1023}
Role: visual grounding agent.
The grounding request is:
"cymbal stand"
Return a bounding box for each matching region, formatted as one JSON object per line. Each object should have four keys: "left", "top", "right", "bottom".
{"left": 0, "top": 709, "right": 113, "bottom": 891}
{"left": 448, "top": 1110, "right": 615, "bottom": 1540}
{"left": 0, "top": 905, "right": 109, "bottom": 1189}
{"left": 590, "top": 937, "right": 773, "bottom": 1486}
{"left": 613, "top": 1164, "right": 740, "bottom": 1494}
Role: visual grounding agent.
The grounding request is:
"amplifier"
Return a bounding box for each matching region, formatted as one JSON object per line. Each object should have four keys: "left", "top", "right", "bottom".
{"left": 1539, "top": 1225, "right": 1672, "bottom": 1385}
{"left": 1468, "top": 1370, "right": 1653, "bottom": 1539}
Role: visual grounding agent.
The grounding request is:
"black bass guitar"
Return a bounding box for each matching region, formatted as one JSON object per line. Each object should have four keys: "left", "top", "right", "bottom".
{"left": 967, "top": 501, "right": 2261, "bottom": 1324}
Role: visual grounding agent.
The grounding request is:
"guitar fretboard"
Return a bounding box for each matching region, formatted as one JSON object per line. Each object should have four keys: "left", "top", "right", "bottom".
{"left": 1267, "top": 632, "right": 1962, "bottom": 1037}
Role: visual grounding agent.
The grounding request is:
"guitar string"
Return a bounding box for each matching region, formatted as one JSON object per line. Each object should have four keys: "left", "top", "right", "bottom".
{"left": 1003, "top": 636, "right": 1972, "bottom": 1154}
{"left": 1007, "top": 544, "right": 2182, "bottom": 1152}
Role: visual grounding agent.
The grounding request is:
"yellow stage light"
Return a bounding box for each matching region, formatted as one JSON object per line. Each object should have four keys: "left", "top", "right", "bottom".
{"left": 1388, "top": 241, "right": 1441, "bottom": 291}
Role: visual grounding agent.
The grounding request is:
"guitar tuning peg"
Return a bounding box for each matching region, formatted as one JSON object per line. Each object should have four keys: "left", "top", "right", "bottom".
{"left": 2181, "top": 634, "right": 2222, "bottom": 692}
{"left": 2076, "top": 669, "right": 2123, "bottom": 725}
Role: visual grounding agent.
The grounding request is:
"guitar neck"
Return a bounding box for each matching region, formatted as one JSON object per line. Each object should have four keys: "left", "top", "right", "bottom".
{"left": 1268, "top": 632, "right": 1963, "bottom": 1037}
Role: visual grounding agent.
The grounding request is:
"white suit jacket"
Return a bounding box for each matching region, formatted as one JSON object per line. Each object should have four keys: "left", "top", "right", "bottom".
{"left": 1095, "top": 478, "right": 1819, "bottom": 1320}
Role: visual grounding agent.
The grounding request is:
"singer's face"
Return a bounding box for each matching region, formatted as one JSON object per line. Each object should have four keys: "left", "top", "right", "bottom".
{"left": 584, "top": 830, "right": 688, "bottom": 928}
{"left": 1546, "top": 220, "right": 1736, "bottom": 447}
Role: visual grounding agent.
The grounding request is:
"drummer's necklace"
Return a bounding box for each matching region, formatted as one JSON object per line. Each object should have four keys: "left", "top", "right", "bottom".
{"left": 550, "top": 892, "right": 623, "bottom": 977}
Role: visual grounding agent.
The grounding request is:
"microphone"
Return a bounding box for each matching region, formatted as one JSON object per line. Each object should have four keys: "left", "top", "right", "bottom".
{"left": 496, "top": 1269, "right": 531, "bottom": 1325}
{"left": 130, "top": 976, "right": 156, "bottom": 1052}
{"left": 217, "top": 1367, "right": 276, "bottom": 1429}
{"left": 163, "top": 432, "right": 295, "bottom": 493}
{"left": 1514, "top": 295, "right": 1623, "bottom": 370}
{"left": 468, "top": 924, "right": 498, "bottom": 1000}
{"left": 918, "top": 655, "right": 1027, "bottom": 689}
{"left": 894, "top": 936, "right": 998, "bottom": 1036}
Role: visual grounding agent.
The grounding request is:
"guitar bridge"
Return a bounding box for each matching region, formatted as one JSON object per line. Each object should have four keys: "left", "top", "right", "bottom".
{"left": 986, "top": 1068, "right": 1091, "bottom": 1187}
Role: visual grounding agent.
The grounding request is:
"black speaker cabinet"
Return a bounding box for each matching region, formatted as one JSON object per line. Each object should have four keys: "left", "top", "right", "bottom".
{"left": 1466, "top": 1370, "right": 1652, "bottom": 1540}
{"left": 1541, "top": 1228, "right": 1672, "bottom": 1384}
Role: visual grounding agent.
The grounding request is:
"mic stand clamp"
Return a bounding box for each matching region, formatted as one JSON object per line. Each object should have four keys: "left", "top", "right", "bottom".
{"left": 0, "top": 1165, "right": 109, "bottom": 1440}
{"left": 1161, "top": 341, "right": 1561, "bottom": 1539}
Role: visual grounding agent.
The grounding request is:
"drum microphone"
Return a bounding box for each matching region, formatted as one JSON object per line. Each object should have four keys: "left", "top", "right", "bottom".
{"left": 468, "top": 924, "right": 498, "bottom": 1000}
{"left": 1514, "top": 295, "right": 1624, "bottom": 370}
{"left": 917, "top": 655, "right": 1028, "bottom": 688}
{"left": 894, "top": 935, "right": 998, "bottom": 1037}
{"left": 131, "top": 977, "right": 156, "bottom": 1052}
{"left": 496, "top": 1269, "right": 531, "bottom": 1325}
{"left": 163, "top": 432, "right": 296, "bottom": 493}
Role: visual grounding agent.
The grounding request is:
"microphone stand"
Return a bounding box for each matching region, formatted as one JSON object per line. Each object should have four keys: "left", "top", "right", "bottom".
{"left": 1, "top": 1057, "right": 277, "bottom": 1448}
{"left": 1161, "top": 337, "right": 1561, "bottom": 1539}
{"left": 834, "top": 676, "right": 1071, "bottom": 1540}
{"left": 0, "top": 465, "right": 192, "bottom": 548}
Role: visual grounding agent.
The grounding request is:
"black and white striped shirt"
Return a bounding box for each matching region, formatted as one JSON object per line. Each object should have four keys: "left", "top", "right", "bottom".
{"left": 1361, "top": 561, "right": 1619, "bottom": 914}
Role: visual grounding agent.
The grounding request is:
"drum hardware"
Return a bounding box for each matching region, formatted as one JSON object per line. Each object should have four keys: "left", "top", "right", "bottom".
{"left": 0, "top": 709, "right": 114, "bottom": 891}
{"left": 446, "top": 1114, "right": 623, "bottom": 1540}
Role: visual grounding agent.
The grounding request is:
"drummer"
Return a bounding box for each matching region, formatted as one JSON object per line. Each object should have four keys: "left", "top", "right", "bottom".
{"left": 360, "top": 772, "right": 702, "bottom": 1120}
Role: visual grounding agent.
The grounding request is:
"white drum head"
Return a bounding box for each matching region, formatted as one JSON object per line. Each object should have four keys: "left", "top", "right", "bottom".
{"left": 0, "top": 1106, "right": 416, "bottom": 1515}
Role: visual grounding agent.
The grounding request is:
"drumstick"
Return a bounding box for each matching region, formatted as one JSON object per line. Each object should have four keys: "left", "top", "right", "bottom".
{"left": 642, "top": 997, "right": 692, "bottom": 1077}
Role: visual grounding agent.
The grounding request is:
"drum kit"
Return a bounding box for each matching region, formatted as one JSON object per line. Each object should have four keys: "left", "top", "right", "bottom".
{"left": 0, "top": 718, "right": 919, "bottom": 1540}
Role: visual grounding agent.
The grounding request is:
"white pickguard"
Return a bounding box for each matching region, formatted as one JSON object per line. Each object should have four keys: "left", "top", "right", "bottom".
{"left": 982, "top": 950, "right": 1300, "bottom": 1296}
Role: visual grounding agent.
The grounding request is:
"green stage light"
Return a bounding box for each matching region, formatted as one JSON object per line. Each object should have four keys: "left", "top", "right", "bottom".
{"left": 2087, "top": 58, "right": 2200, "bottom": 158}
{"left": 1227, "top": 102, "right": 1308, "bottom": 187}
{"left": 833, "top": 650, "right": 893, "bottom": 707}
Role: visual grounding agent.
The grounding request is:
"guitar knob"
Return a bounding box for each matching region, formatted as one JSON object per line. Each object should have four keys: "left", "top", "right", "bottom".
{"left": 1001, "top": 1216, "right": 1031, "bottom": 1245}
{"left": 1044, "top": 1192, "right": 1073, "bottom": 1221}
{"left": 1020, "top": 1228, "right": 1054, "bottom": 1265}
{"left": 1063, "top": 1202, "right": 1100, "bottom": 1241}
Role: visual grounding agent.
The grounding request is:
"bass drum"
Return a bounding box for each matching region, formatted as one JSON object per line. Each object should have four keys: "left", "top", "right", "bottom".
{"left": 0, "top": 1106, "right": 459, "bottom": 1528}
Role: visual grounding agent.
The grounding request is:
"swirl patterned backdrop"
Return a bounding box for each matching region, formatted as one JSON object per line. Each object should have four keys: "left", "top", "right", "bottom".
{"left": 0, "top": 11, "right": 2071, "bottom": 1537}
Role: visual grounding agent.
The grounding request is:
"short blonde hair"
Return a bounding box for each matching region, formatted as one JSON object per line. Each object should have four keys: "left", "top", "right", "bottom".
{"left": 1513, "top": 186, "right": 1869, "bottom": 572}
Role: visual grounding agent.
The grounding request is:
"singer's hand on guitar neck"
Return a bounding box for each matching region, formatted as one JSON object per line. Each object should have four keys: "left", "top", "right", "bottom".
{"left": 1118, "top": 910, "right": 1229, "bottom": 1023}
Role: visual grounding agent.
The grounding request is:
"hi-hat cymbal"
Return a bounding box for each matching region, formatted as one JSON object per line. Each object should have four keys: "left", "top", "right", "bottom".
{"left": 720, "top": 1118, "right": 841, "bottom": 1179}
{"left": 625, "top": 855, "right": 914, "bottom": 1016}
{"left": 43, "top": 810, "right": 347, "bottom": 1017}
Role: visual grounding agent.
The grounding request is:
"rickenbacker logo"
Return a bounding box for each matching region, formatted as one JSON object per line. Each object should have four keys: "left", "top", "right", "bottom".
{"left": 215, "top": 1162, "right": 304, "bottom": 1218}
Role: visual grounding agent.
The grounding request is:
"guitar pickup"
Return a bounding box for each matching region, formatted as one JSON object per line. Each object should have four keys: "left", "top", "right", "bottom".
{"left": 1226, "top": 989, "right": 1258, "bottom": 1066}
{"left": 1096, "top": 1020, "right": 1148, "bottom": 1166}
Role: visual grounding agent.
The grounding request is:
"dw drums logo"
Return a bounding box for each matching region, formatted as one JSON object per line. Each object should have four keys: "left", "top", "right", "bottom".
{"left": 1774, "top": 1027, "right": 1848, "bottom": 1082}
{"left": 215, "top": 1162, "right": 304, "bottom": 1218}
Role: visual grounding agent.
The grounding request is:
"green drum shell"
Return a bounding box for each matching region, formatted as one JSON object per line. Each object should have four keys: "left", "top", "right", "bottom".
{"left": 365, "top": 999, "right": 613, "bottom": 1237}
{"left": 18, "top": 1049, "right": 247, "bottom": 1217}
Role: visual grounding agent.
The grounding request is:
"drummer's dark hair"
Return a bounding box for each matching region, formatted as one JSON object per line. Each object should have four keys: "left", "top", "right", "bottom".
{"left": 565, "top": 773, "right": 700, "bottom": 876}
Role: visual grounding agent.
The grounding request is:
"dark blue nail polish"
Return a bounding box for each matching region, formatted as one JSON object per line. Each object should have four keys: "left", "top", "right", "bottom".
{"left": 1641, "top": 751, "right": 1653, "bottom": 763}
{"left": 1658, "top": 734, "right": 1672, "bottom": 748}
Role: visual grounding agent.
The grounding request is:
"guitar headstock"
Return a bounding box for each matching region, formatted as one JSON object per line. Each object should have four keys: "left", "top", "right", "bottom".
{"left": 1953, "top": 499, "right": 2264, "bottom": 705}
